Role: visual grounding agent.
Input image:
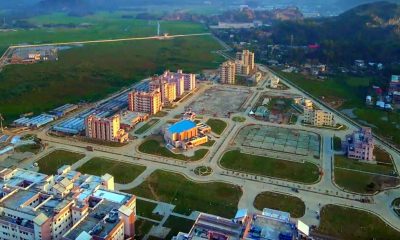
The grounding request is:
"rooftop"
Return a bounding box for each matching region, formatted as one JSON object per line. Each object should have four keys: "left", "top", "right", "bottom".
{"left": 168, "top": 120, "right": 197, "bottom": 134}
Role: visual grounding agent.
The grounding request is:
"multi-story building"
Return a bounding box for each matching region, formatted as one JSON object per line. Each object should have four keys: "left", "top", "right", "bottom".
{"left": 303, "top": 109, "right": 335, "bottom": 127}
{"left": 128, "top": 90, "right": 162, "bottom": 115}
{"left": 149, "top": 77, "right": 177, "bottom": 105}
{"left": 0, "top": 166, "right": 136, "bottom": 240}
{"left": 220, "top": 60, "right": 236, "bottom": 85}
{"left": 173, "top": 208, "right": 308, "bottom": 240}
{"left": 344, "top": 127, "right": 375, "bottom": 161}
{"left": 85, "top": 114, "right": 128, "bottom": 143}
{"left": 236, "top": 50, "right": 255, "bottom": 75}
{"left": 157, "top": 70, "right": 196, "bottom": 96}
{"left": 164, "top": 119, "right": 210, "bottom": 149}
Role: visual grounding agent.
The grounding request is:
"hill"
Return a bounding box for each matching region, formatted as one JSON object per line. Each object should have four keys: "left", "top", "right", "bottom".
{"left": 271, "top": 1, "right": 400, "bottom": 64}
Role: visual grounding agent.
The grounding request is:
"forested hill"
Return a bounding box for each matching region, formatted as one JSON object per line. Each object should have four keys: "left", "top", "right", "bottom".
{"left": 271, "top": 1, "right": 400, "bottom": 64}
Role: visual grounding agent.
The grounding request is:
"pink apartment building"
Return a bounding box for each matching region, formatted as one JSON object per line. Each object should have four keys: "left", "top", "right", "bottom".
{"left": 344, "top": 127, "right": 375, "bottom": 161}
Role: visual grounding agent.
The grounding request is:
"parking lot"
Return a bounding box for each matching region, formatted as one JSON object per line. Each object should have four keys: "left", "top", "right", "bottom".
{"left": 235, "top": 125, "right": 321, "bottom": 158}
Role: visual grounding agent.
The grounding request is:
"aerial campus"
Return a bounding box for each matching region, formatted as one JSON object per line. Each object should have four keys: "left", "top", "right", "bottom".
{"left": 1, "top": 1, "right": 400, "bottom": 240}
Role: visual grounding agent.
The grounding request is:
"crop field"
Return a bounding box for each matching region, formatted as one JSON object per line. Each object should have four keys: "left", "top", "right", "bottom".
{"left": 0, "top": 35, "right": 223, "bottom": 122}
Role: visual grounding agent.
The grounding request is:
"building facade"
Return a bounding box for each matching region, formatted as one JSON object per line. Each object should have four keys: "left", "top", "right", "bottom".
{"left": 128, "top": 90, "right": 162, "bottom": 115}
{"left": 236, "top": 50, "right": 255, "bottom": 75}
{"left": 164, "top": 119, "right": 210, "bottom": 149}
{"left": 220, "top": 60, "right": 236, "bottom": 85}
{"left": 303, "top": 109, "right": 335, "bottom": 127}
{"left": 344, "top": 127, "right": 375, "bottom": 161}
{"left": 149, "top": 77, "right": 177, "bottom": 105}
{"left": 85, "top": 114, "right": 128, "bottom": 143}
{"left": 0, "top": 167, "right": 136, "bottom": 240}
{"left": 173, "top": 208, "right": 307, "bottom": 240}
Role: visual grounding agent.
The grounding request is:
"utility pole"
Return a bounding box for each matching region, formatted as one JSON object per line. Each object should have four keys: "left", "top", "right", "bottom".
{"left": 157, "top": 21, "right": 160, "bottom": 36}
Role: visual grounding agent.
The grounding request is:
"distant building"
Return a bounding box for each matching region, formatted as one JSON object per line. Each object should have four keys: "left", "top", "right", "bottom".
{"left": 344, "top": 127, "right": 375, "bottom": 161}
{"left": 0, "top": 167, "right": 136, "bottom": 240}
{"left": 268, "top": 75, "right": 280, "bottom": 88}
{"left": 173, "top": 208, "right": 307, "bottom": 240}
{"left": 303, "top": 109, "right": 335, "bottom": 127}
{"left": 49, "top": 103, "right": 78, "bottom": 117}
{"left": 220, "top": 60, "right": 236, "bottom": 84}
{"left": 85, "top": 114, "right": 128, "bottom": 143}
{"left": 236, "top": 50, "right": 255, "bottom": 75}
{"left": 149, "top": 77, "right": 177, "bottom": 105}
{"left": 164, "top": 119, "right": 210, "bottom": 149}
{"left": 128, "top": 90, "right": 162, "bottom": 115}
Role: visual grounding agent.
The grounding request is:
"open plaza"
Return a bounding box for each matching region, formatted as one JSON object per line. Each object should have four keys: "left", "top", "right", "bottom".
{"left": 0, "top": 31, "right": 400, "bottom": 240}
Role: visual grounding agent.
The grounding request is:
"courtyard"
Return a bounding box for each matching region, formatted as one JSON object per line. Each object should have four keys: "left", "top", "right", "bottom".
{"left": 235, "top": 125, "right": 321, "bottom": 159}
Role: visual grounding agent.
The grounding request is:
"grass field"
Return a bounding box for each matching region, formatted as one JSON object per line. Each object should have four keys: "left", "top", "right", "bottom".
{"left": 14, "top": 144, "right": 41, "bottom": 154}
{"left": 37, "top": 150, "right": 85, "bottom": 175}
{"left": 135, "top": 119, "right": 160, "bottom": 134}
{"left": 275, "top": 70, "right": 400, "bottom": 146}
{"left": 253, "top": 192, "right": 305, "bottom": 218}
{"left": 317, "top": 205, "right": 400, "bottom": 239}
{"left": 334, "top": 168, "right": 399, "bottom": 193}
{"left": 206, "top": 118, "right": 227, "bottom": 135}
{"left": 163, "top": 215, "right": 195, "bottom": 240}
{"left": 0, "top": 12, "right": 208, "bottom": 51}
{"left": 335, "top": 155, "right": 395, "bottom": 175}
{"left": 76, "top": 157, "right": 146, "bottom": 184}
{"left": 138, "top": 138, "right": 208, "bottom": 161}
{"left": 136, "top": 199, "right": 163, "bottom": 221}
{"left": 0, "top": 35, "right": 223, "bottom": 123}
{"left": 220, "top": 150, "right": 320, "bottom": 183}
{"left": 125, "top": 170, "right": 242, "bottom": 218}
{"left": 135, "top": 219, "right": 156, "bottom": 240}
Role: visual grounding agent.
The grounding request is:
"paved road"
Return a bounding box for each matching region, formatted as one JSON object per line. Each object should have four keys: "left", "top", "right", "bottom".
{"left": 6, "top": 41, "right": 400, "bottom": 233}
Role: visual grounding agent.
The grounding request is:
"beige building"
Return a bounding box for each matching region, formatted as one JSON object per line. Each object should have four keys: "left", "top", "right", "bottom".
{"left": 128, "top": 90, "right": 162, "bottom": 115}
{"left": 220, "top": 60, "right": 236, "bottom": 84}
{"left": 149, "top": 77, "right": 177, "bottom": 105}
{"left": 0, "top": 167, "right": 136, "bottom": 240}
{"left": 304, "top": 109, "right": 335, "bottom": 127}
{"left": 85, "top": 114, "right": 128, "bottom": 143}
{"left": 236, "top": 50, "right": 255, "bottom": 75}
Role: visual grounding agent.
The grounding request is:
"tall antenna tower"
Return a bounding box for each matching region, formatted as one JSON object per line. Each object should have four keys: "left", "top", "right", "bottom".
{"left": 157, "top": 21, "right": 160, "bottom": 36}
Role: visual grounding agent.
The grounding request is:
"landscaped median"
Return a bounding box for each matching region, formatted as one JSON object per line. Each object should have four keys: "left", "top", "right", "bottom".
{"left": 138, "top": 137, "right": 208, "bottom": 161}
{"left": 220, "top": 150, "right": 320, "bottom": 184}
{"left": 254, "top": 191, "right": 305, "bottom": 218}
{"left": 123, "top": 170, "right": 242, "bottom": 218}
{"left": 316, "top": 205, "right": 400, "bottom": 239}
{"left": 77, "top": 157, "right": 146, "bottom": 184}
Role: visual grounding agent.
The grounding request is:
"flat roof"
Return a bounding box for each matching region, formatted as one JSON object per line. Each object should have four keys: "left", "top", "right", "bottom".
{"left": 93, "top": 189, "right": 130, "bottom": 204}
{"left": 168, "top": 120, "right": 196, "bottom": 133}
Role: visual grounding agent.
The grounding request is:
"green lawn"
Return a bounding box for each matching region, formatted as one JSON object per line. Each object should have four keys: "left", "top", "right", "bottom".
{"left": 37, "top": 150, "right": 85, "bottom": 175}
{"left": 136, "top": 199, "right": 163, "bottom": 221}
{"left": 333, "top": 136, "right": 342, "bottom": 151}
{"left": 206, "top": 118, "right": 227, "bottom": 135}
{"left": 0, "top": 35, "right": 223, "bottom": 123}
{"left": 163, "top": 215, "right": 195, "bottom": 240}
{"left": 317, "top": 205, "right": 400, "bottom": 239}
{"left": 253, "top": 192, "right": 305, "bottom": 218}
{"left": 76, "top": 157, "right": 146, "bottom": 184}
{"left": 138, "top": 138, "right": 208, "bottom": 161}
{"left": 135, "top": 219, "right": 156, "bottom": 240}
{"left": 220, "top": 150, "right": 320, "bottom": 183}
{"left": 202, "top": 140, "right": 216, "bottom": 147}
{"left": 135, "top": 119, "right": 160, "bottom": 134}
{"left": 335, "top": 155, "right": 395, "bottom": 175}
{"left": 374, "top": 147, "right": 393, "bottom": 164}
{"left": 334, "top": 168, "right": 399, "bottom": 193}
{"left": 232, "top": 116, "right": 246, "bottom": 122}
{"left": 14, "top": 144, "right": 41, "bottom": 154}
{"left": 125, "top": 170, "right": 242, "bottom": 218}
